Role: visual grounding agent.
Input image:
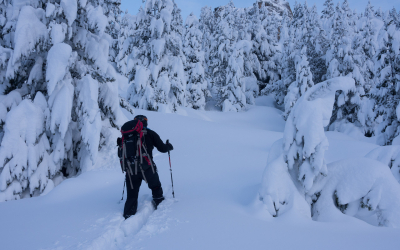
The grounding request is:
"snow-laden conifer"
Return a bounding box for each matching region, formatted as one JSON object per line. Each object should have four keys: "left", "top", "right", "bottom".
{"left": 321, "top": 0, "right": 335, "bottom": 20}
{"left": 126, "top": 0, "right": 186, "bottom": 112}
{"left": 199, "top": 6, "right": 214, "bottom": 83}
{"left": 301, "top": 3, "right": 327, "bottom": 84}
{"left": 284, "top": 46, "right": 314, "bottom": 118}
{"left": 183, "top": 13, "right": 209, "bottom": 110}
{"left": 371, "top": 22, "right": 400, "bottom": 145}
{"left": 0, "top": 0, "right": 123, "bottom": 200}
{"left": 324, "top": 2, "right": 373, "bottom": 135}
{"left": 260, "top": 77, "right": 356, "bottom": 216}
{"left": 389, "top": 8, "right": 400, "bottom": 29}
{"left": 249, "top": 3, "right": 279, "bottom": 89}
{"left": 262, "top": 10, "right": 295, "bottom": 106}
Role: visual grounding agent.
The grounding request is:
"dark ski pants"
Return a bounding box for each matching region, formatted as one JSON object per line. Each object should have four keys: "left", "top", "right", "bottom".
{"left": 123, "top": 168, "right": 163, "bottom": 218}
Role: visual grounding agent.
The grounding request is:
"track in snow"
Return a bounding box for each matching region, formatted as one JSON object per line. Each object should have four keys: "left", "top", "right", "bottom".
{"left": 80, "top": 191, "right": 176, "bottom": 250}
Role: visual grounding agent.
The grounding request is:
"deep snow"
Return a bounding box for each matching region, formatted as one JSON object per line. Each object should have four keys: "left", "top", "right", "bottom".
{"left": 0, "top": 96, "right": 399, "bottom": 250}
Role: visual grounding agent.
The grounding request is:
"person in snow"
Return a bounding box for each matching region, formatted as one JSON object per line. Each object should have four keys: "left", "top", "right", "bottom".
{"left": 118, "top": 115, "right": 173, "bottom": 219}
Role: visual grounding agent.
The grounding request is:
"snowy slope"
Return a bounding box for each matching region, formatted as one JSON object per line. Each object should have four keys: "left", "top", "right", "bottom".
{"left": 0, "top": 96, "right": 399, "bottom": 250}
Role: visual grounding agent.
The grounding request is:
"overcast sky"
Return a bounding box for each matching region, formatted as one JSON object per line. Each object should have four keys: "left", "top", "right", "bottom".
{"left": 121, "top": 0, "right": 400, "bottom": 21}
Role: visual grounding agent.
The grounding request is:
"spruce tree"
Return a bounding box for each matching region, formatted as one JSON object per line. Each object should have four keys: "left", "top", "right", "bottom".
{"left": 0, "top": 0, "right": 122, "bottom": 200}
{"left": 126, "top": 0, "right": 186, "bottom": 112}
{"left": 321, "top": 0, "right": 335, "bottom": 20}
{"left": 284, "top": 46, "right": 314, "bottom": 118}
{"left": 371, "top": 22, "right": 400, "bottom": 145}
{"left": 183, "top": 13, "right": 209, "bottom": 110}
{"left": 325, "top": 2, "right": 375, "bottom": 134}
{"left": 199, "top": 6, "right": 214, "bottom": 87}
{"left": 262, "top": 10, "right": 296, "bottom": 106}
{"left": 389, "top": 8, "right": 400, "bottom": 28}
{"left": 304, "top": 4, "right": 328, "bottom": 84}
{"left": 249, "top": 3, "right": 279, "bottom": 90}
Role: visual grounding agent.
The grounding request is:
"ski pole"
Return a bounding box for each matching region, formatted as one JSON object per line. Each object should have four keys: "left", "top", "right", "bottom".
{"left": 121, "top": 179, "right": 126, "bottom": 201}
{"left": 166, "top": 140, "right": 175, "bottom": 198}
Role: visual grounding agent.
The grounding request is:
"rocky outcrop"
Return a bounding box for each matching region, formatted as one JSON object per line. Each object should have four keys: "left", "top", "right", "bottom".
{"left": 257, "top": 0, "right": 293, "bottom": 18}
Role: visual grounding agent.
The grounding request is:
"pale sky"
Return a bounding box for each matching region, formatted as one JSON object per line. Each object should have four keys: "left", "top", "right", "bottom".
{"left": 121, "top": 0, "right": 400, "bottom": 21}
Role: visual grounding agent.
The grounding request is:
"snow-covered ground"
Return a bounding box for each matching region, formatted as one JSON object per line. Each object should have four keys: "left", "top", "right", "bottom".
{"left": 1, "top": 96, "right": 399, "bottom": 250}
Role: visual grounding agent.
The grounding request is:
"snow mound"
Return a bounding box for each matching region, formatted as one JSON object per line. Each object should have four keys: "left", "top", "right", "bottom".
{"left": 366, "top": 146, "right": 400, "bottom": 183}
{"left": 312, "top": 158, "right": 400, "bottom": 228}
{"left": 258, "top": 139, "right": 310, "bottom": 218}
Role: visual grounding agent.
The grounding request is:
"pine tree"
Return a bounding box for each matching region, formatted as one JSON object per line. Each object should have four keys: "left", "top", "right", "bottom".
{"left": 321, "top": 0, "right": 336, "bottom": 42}
{"left": 262, "top": 10, "right": 296, "bottom": 106}
{"left": 304, "top": 4, "right": 328, "bottom": 84}
{"left": 207, "top": 2, "right": 237, "bottom": 110}
{"left": 183, "top": 13, "right": 209, "bottom": 110}
{"left": 371, "top": 22, "right": 400, "bottom": 145}
{"left": 248, "top": 3, "right": 279, "bottom": 91}
{"left": 325, "top": 2, "right": 375, "bottom": 134}
{"left": 321, "top": 0, "right": 335, "bottom": 19}
{"left": 199, "top": 6, "right": 214, "bottom": 87}
{"left": 0, "top": 0, "right": 122, "bottom": 200}
{"left": 116, "top": 11, "right": 139, "bottom": 80}
{"left": 365, "top": 1, "right": 375, "bottom": 20}
{"left": 362, "top": 11, "right": 379, "bottom": 93}
{"left": 284, "top": 46, "right": 314, "bottom": 118}
{"left": 389, "top": 8, "right": 400, "bottom": 28}
{"left": 127, "top": 0, "right": 186, "bottom": 112}
{"left": 326, "top": 3, "right": 352, "bottom": 79}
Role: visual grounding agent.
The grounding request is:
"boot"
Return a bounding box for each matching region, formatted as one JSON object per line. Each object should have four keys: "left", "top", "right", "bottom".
{"left": 151, "top": 197, "right": 165, "bottom": 210}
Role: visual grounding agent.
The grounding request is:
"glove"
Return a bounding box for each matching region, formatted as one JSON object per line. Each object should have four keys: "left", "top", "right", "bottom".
{"left": 117, "top": 137, "right": 122, "bottom": 147}
{"left": 166, "top": 140, "right": 173, "bottom": 151}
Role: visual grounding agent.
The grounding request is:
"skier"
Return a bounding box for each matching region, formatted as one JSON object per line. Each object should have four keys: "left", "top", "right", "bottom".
{"left": 119, "top": 115, "right": 173, "bottom": 219}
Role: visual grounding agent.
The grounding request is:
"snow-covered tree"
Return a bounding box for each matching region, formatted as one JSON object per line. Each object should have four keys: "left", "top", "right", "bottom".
{"left": 183, "top": 13, "right": 209, "bottom": 110}
{"left": 0, "top": 0, "right": 123, "bottom": 201}
{"left": 365, "top": 1, "right": 375, "bottom": 20}
{"left": 249, "top": 3, "right": 280, "bottom": 89}
{"left": 116, "top": 12, "right": 138, "bottom": 80}
{"left": 126, "top": 0, "right": 186, "bottom": 112}
{"left": 321, "top": 0, "right": 335, "bottom": 20}
{"left": 262, "top": 10, "right": 295, "bottom": 106}
{"left": 284, "top": 46, "right": 314, "bottom": 118}
{"left": 260, "top": 77, "right": 356, "bottom": 216}
{"left": 325, "top": 2, "right": 373, "bottom": 134}
{"left": 199, "top": 5, "right": 214, "bottom": 82}
{"left": 302, "top": 4, "right": 327, "bottom": 84}
{"left": 321, "top": 0, "right": 335, "bottom": 42}
{"left": 263, "top": 2, "right": 323, "bottom": 108}
{"left": 371, "top": 23, "right": 400, "bottom": 145}
{"left": 389, "top": 8, "right": 400, "bottom": 29}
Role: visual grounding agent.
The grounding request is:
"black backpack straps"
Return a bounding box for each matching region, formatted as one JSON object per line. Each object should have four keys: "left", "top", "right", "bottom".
{"left": 141, "top": 139, "right": 155, "bottom": 174}
{"left": 122, "top": 140, "right": 134, "bottom": 189}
